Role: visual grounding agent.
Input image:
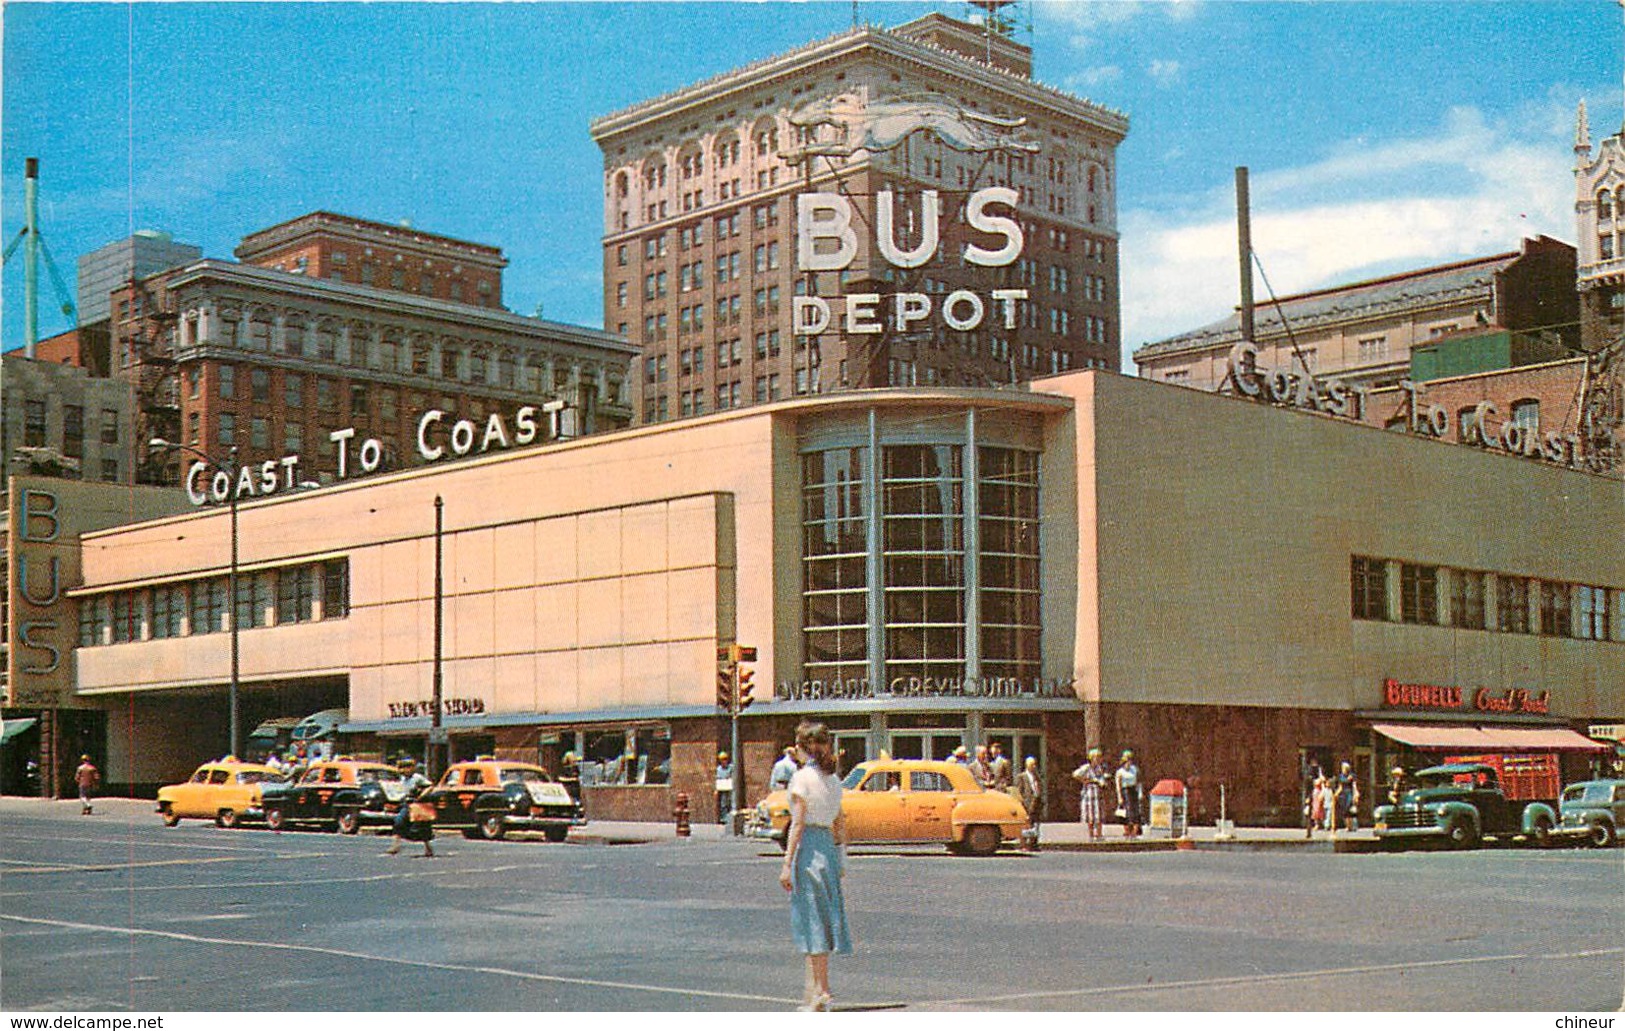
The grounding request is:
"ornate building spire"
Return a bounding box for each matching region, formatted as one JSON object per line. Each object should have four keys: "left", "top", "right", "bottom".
{"left": 1576, "top": 97, "right": 1591, "bottom": 168}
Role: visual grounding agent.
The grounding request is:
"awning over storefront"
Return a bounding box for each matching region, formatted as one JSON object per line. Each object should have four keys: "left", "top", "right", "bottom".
{"left": 1372, "top": 722, "right": 1611, "bottom": 752}
{"left": 0, "top": 718, "right": 39, "bottom": 744}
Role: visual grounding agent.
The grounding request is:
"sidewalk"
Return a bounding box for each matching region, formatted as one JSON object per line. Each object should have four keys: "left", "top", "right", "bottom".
{"left": 2, "top": 795, "right": 1383, "bottom": 852}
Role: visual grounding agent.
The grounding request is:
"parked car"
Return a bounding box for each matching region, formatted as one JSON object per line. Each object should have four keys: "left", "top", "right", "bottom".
{"left": 1373, "top": 762, "right": 1558, "bottom": 849}
{"left": 745, "top": 758, "right": 1029, "bottom": 856}
{"left": 1557, "top": 778, "right": 1625, "bottom": 848}
{"left": 156, "top": 759, "right": 283, "bottom": 828}
{"left": 419, "top": 758, "right": 586, "bottom": 841}
{"left": 261, "top": 759, "right": 409, "bottom": 834}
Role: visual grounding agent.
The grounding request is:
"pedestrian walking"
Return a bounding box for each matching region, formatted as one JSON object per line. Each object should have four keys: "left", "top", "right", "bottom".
{"left": 1316, "top": 771, "right": 1336, "bottom": 832}
{"left": 715, "top": 751, "right": 735, "bottom": 825}
{"left": 384, "top": 758, "right": 435, "bottom": 858}
{"left": 779, "top": 720, "right": 850, "bottom": 1011}
{"left": 967, "top": 745, "right": 994, "bottom": 789}
{"left": 1114, "top": 750, "right": 1143, "bottom": 838}
{"left": 1072, "top": 748, "right": 1109, "bottom": 840}
{"left": 950, "top": 745, "right": 969, "bottom": 765}
{"left": 770, "top": 746, "right": 799, "bottom": 792}
{"left": 1386, "top": 765, "right": 1408, "bottom": 806}
{"left": 987, "top": 742, "right": 1012, "bottom": 793}
{"left": 75, "top": 755, "right": 99, "bottom": 815}
{"left": 1016, "top": 756, "right": 1044, "bottom": 850}
{"left": 1334, "top": 761, "right": 1360, "bottom": 832}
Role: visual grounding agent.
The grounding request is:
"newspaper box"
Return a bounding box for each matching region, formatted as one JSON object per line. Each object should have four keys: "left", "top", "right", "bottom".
{"left": 1148, "top": 778, "right": 1187, "bottom": 838}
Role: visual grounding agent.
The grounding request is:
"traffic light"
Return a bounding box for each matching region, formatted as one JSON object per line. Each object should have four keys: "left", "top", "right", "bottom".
{"left": 717, "top": 660, "right": 736, "bottom": 712}
{"left": 736, "top": 666, "right": 755, "bottom": 712}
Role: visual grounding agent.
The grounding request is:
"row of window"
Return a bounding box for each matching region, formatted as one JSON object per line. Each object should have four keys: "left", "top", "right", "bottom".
{"left": 21, "top": 401, "right": 120, "bottom": 451}
{"left": 1350, "top": 556, "right": 1620, "bottom": 641}
{"left": 79, "top": 559, "right": 349, "bottom": 647}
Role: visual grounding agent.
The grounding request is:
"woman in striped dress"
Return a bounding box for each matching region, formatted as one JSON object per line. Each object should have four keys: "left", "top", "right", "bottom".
{"left": 779, "top": 720, "right": 851, "bottom": 1011}
{"left": 1072, "top": 747, "right": 1109, "bottom": 840}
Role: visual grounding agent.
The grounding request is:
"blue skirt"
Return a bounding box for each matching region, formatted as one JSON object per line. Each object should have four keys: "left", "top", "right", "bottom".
{"left": 789, "top": 825, "right": 852, "bottom": 956}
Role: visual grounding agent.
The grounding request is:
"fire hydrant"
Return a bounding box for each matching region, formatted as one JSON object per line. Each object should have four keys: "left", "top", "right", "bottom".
{"left": 674, "top": 791, "right": 691, "bottom": 837}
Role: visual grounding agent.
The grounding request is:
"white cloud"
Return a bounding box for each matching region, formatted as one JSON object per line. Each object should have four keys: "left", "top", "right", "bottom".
{"left": 1119, "top": 104, "right": 1575, "bottom": 367}
{"left": 1064, "top": 65, "right": 1124, "bottom": 89}
{"left": 1037, "top": 0, "right": 1196, "bottom": 51}
{"left": 1146, "top": 58, "right": 1182, "bottom": 87}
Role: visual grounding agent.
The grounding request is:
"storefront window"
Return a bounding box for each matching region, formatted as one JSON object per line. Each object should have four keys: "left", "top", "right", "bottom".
{"left": 979, "top": 447, "right": 1040, "bottom": 682}
{"left": 1400, "top": 563, "right": 1438, "bottom": 625}
{"left": 576, "top": 725, "right": 670, "bottom": 785}
{"left": 882, "top": 444, "right": 965, "bottom": 686}
{"left": 1450, "top": 570, "right": 1486, "bottom": 630}
{"left": 803, "top": 448, "right": 869, "bottom": 684}
{"left": 1497, "top": 576, "right": 1530, "bottom": 634}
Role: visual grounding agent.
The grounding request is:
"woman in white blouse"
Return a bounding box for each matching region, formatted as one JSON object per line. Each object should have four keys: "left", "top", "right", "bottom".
{"left": 779, "top": 720, "right": 851, "bottom": 1011}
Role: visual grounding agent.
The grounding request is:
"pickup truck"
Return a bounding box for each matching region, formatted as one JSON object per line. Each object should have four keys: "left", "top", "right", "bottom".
{"left": 1373, "top": 762, "right": 1557, "bottom": 849}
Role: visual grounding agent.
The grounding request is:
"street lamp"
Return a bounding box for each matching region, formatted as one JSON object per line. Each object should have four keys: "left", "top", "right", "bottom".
{"left": 149, "top": 437, "right": 241, "bottom": 759}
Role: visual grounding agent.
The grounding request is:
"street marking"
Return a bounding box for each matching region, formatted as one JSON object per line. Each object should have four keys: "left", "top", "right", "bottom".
{"left": 0, "top": 913, "right": 797, "bottom": 1006}
{"left": 924, "top": 946, "right": 1625, "bottom": 1007}
{"left": 1, "top": 834, "right": 278, "bottom": 854}
{"left": 0, "top": 853, "right": 336, "bottom": 875}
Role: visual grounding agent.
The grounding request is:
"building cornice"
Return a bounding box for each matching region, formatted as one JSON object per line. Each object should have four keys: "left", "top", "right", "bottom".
{"left": 164, "top": 261, "right": 637, "bottom": 356}
{"left": 235, "top": 211, "right": 505, "bottom": 265}
{"left": 589, "top": 25, "right": 1128, "bottom": 146}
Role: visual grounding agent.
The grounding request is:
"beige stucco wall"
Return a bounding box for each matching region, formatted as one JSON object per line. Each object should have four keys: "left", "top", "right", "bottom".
{"left": 1043, "top": 370, "right": 1625, "bottom": 718}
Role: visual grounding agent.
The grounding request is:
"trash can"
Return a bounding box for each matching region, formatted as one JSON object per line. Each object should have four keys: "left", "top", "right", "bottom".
{"left": 1148, "top": 778, "right": 1187, "bottom": 838}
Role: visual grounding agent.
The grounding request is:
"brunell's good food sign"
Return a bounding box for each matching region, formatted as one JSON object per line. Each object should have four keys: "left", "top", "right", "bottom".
{"left": 183, "top": 403, "right": 569, "bottom": 506}
{"left": 1382, "top": 678, "right": 1551, "bottom": 716}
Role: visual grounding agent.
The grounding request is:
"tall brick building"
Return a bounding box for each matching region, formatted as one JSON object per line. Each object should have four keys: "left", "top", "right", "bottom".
{"left": 76, "top": 214, "right": 635, "bottom": 486}
{"left": 591, "top": 14, "right": 1128, "bottom": 424}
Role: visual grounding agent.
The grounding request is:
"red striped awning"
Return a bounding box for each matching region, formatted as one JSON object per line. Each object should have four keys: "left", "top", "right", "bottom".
{"left": 1372, "top": 722, "right": 1611, "bottom": 752}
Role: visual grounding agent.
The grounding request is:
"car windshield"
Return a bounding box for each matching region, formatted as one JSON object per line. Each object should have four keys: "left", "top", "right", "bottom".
{"left": 841, "top": 765, "right": 870, "bottom": 790}
{"left": 500, "top": 768, "right": 549, "bottom": 784}
{"left": 357, "top": 768, "right": 403, "bottom": 784}
{"left": 1564, "top": 783, "right": 1611, "bottom": 803}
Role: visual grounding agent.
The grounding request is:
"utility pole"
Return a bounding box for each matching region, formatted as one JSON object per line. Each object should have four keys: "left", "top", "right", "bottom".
{"left": 430, "top": 495, "right": 447, "bottom": 778}
{"left": 1236, "top": 166, "right": 1255, "bottom": 345}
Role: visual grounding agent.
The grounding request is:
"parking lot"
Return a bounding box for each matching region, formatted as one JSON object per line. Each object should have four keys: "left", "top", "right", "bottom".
{"left": 2, "top": 797, "right": 1620, "bottom": 1011}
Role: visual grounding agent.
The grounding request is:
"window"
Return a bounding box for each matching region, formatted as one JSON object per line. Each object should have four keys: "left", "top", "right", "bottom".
{"left": 111, "top": 591, "right": 141, "bottom": 644}
{"left": 285, "top": 423, "right": 303, "bottom": 454}
{"left": 1539, "top": 581, "right": 1572, "bottom": 637}
{"left": 322, "top": 560, "right": 349, "bottom": 619}
{"left": 100, "top": 409, "right": 119, "bottom": 444}
{"left": 1357, "top": 336, "right": 1388, "bottom": 364}
{"left": 100, "top": 459, "right": 119, "bottom": 482}
{"left": 235, "top": 572, "right": 272, "bottom": 630}
{"left": 1350, "top": 556, "right": 1387, "bottom": 620}
{"left": 350, "top": 384, "right": 369, "bottom": 419}
{"left": 317, "top": 379, "right": 336, "bottom": 411}
{"left": 218, "top": 413, "right": 237, "bottom": 446}
{"left": 23, "top": 400, "right": 45, "bottom": 447}
{"left": 285, "top": 374, "right": 303, "bottom": 409}
{"left": 251, "top": 416, "right": 270, "bottom": 448}
{"left": 1399, "top": 564, "right": 1438, "bottom": 625}
{"left": 188, "top": 367, "right": 201, "bottom": 399}
{"left": 1510, "top": 399, "right": 1539, "bottom": 431}
{"left": 251, "top": 368, "right": 270, "bottom": 403}
{"left": 219, "top": 365, "right": 236, "bottom": 399}
{"left": 62, "top": 405, "right": 83, "bottom": 458}
{"left": 391, "top": 267, "right": 406, "bottom": 289}
{"left": 151, "top": 585, "right": 186, "bottom": 639}
{"left": 1577, "top": 585, "right": 1611, "bottom": 641}
{"left": 1497, "top": 576, "right": 1530, "bottom": 634}
{"left": 1450, "top": 570, "right": 1486, "bottom": 630}
{"left": 276, "top": 566, "right": 316, "bottom": 625}
{"left": 79, "top": 596, "right": 108, "bottom": 647}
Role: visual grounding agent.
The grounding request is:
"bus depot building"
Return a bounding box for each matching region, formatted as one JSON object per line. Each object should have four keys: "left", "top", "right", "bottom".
{"left": 68, "top": 371, "right": 1624, "bottom": 824}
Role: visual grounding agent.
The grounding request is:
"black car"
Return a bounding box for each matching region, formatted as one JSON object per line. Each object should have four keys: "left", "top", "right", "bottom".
{"left": 261, "top": 760, "right": 410, "bottom": 834}
{"left": 420, "top": 759, "right": 586, "bottom": 841}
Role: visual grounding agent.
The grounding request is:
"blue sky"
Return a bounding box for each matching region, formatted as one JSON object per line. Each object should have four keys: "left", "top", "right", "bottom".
{"left": 3, "top": 1, "right": 1620, "bottom": 366}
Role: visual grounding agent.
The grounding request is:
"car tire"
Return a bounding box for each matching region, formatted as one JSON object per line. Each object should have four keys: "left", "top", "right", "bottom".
{"left": 1445, "top": 816, "right": 1478, "bottom": 850}
{"left": 1590, "top": 821, "right": 1617, "bottom": 849}
{"left": 1528, "top": 813, "right": 1553, "bottom": 848}
{"left": 337, "top": 810, "right": 361, "bottom": 835}
{"left": 962, "top": 825, "right": 1001, "bottom": 857}
{"left": 161, "top": 809, "right": 180, "bottom": 827}
{"left": 265, "top": 806, "right": 286, "bottom": 832}
{"left": 543, "top": 826, "right": 568, "bottom": 843}
{"left": 479, "top": 813, "right": 507, "bottom": 841}
{"left": 217, "top": 809, "right": 240, "bottom": 830}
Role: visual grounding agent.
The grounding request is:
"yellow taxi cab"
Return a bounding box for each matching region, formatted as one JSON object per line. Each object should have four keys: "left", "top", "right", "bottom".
{"left": 746, "top": 758, "right": 1028, "bottom": 856}
{"left": 156, "top": 758, "right": 282, "bottom": 828}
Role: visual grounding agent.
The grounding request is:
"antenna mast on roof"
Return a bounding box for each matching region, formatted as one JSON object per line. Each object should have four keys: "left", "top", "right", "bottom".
{"left": 967, "top": 1, "right": 1030, "bottom": 64}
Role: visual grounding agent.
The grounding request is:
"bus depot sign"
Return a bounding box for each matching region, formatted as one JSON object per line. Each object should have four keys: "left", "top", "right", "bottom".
{"left": 776, "top": 675, "right": 1076, "bottom": 702}
{"left": 792, "top": 187, "right": 1029, "bottom": 337}
{"left": 184, "top": 402, "right": 570, "bottom": 506}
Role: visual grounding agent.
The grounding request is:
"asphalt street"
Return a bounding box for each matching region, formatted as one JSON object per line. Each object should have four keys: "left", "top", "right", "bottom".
{"left": 1, "top": 799, "right": 1620, "bottom": 1012}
